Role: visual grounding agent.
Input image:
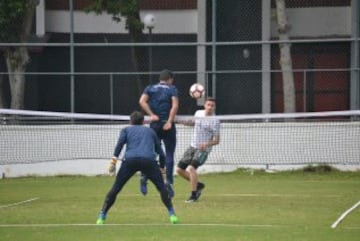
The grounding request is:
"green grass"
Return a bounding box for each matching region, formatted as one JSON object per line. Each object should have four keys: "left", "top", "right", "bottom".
{"left": 0, "top": 169, "right": 359, "bottom": 241}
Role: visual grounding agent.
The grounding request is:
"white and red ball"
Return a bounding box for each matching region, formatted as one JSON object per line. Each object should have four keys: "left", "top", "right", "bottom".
{"left": 189, "top": 83, "right": 205, "bottom": 99}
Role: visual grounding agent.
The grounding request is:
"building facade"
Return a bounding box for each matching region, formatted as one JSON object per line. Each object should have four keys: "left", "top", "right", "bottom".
{"left": 1, "top": 0, "right": 359, "bottom": 114}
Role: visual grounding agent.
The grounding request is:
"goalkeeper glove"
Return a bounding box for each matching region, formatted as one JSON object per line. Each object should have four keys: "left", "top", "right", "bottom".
{"left": 108, "top": 158, "right": 117, "bottom": 176}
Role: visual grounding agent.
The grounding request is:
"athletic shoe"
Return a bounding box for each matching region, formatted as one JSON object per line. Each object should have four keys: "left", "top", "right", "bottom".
{"left": 185, "top": 195, "right": 198, "bottom": 203}
{"left": 96, "top": 217, "right": 105, "bottom": 224}
{"left": 196, "top": 182, "right": 205, "bottom": 200}
{"left": 169, "top": 214, "right": 179, "bottom": 224}
{"left": 185, "top": 183, "right": 205, "bottom": 203}
{"left": 96, "top": 212, "right": 106, "bottom": 224}
{"left": 165, "top": 183, "right": 174, "bottom": 198}
{"left": 197, "top": 182, "right": 205, "bottom": 192}
{"left": 140, "top": 175, "right": 148, "bottom": 196}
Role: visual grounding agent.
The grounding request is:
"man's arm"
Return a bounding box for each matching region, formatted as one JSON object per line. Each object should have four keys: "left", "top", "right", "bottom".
{"left": 113, "top": 129, "right": 126, "bottom": 158}
{"left": 209, "top": 134, "right": 220, "bottom": 146}
{"left": 199, "top": 134, "right": 220, "bottom": 150}
{"left": 199, "top": 119, "right": 220, "bottom": 150}
{"left": 139, "top": 94, "right": 159, "bottom": 121}
{"left": 108, "top": 129, "right": 126, "bottom": 175}
{"left": 163, "top": 96, "right": 179, "bottom": 130}
{"left": 167, "top": 96, "right": 179, "bottom": 123}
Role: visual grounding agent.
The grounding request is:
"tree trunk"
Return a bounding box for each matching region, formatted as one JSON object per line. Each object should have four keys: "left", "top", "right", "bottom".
{"left": 0, "top": 74, "right": 6, "bottom": 108}
{"left": 127, "top": 10, "right": 147, "bottom": 96}
{"left": 275, "top": 0, "right": 296, "bottom": 113}
{"left": 0, "top": 0, "right": 37, "bottom": 110}
{"left": 5, "top": 47, "right": 29, "bottom": 109}
{"left": 129, "top": 28, "right": 147, "bottom": 95}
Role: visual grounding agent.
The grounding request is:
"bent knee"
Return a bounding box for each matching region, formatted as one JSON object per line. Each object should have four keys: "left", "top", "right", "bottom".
{"left": 186, "top": 165, "right": 196, "bottom": 172}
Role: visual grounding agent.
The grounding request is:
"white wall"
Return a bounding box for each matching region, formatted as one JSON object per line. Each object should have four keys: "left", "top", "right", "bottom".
{"left": 43, "top": 6, "right": 351, "bottom": 37}
{"left": 271, "top": 7, "right": 351, "bottom": 37}
{"left": 45, "top": 10, "right": 197, "bottom": 34}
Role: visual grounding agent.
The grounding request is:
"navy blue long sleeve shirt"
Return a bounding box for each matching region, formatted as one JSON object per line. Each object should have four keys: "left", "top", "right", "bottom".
{"left": 113, "top": 125, "right": 165, "bottom": 168}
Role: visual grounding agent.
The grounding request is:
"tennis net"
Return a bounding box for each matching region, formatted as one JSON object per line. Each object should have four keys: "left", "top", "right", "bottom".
{"left": 1, "top": 108, "right": 359, "bottom": 167}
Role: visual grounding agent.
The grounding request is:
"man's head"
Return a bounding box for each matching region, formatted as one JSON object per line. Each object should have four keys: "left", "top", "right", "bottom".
{"left": 130, "top": 111, "right": 144, "bottom": 125}
{"left": 159, "top": 69, "right": 174, "bottom": 84}
{"left": 204, "top": 97, "right": 216, "bottom": 116}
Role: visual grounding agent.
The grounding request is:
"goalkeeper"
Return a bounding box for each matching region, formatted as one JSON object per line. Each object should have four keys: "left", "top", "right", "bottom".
{"left": 176, "top": 97, "right": 220, "bottom": 202}
{"left": 96, "top": 111, "right": 178, "bottom": 224}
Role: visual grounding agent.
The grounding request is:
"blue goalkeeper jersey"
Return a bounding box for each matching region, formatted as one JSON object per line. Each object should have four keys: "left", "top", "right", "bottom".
{"left": 113, "top": 125, "right": 165, "bottom": 168}
{"left": 143, "top": 82, "right": 178, "bottom": 122}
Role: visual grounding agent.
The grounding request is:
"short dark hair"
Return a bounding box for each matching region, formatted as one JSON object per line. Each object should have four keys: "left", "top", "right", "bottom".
{"left": 130, "top": 111, "right": 144, "bottom": 125}
{"left": 159, "top": 69, "right": 174, "bottom": 80}
{"left": 206, "top": 97, "right": 216, "bottom": 103}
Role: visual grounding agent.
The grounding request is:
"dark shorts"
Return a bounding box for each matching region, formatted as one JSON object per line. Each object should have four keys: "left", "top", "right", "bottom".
{"left": 177, "top": 146, "right": 209, "bottom": 170}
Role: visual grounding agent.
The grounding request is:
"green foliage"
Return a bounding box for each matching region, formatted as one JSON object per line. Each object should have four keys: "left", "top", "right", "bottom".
{"left": 85, "top": 0, "right": 144, "bottom": 31}
{"left": 0, "top": 0, "right": 27, "bottom": 42}
{"left": 0, "top": 171, "right": 359, "bottom": 241}
{"left": 302, "top": 164, "right": 335, "bottom": 173}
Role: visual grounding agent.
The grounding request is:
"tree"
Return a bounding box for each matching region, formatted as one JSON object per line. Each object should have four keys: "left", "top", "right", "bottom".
{"left": 85, "top": 0, "right": 147, "bottom": 94}
{"left": 0, "top": 0, "right": 38, "bottom": 109}
{"left": 275, "top": 0, "right": 296, "bottom": 113}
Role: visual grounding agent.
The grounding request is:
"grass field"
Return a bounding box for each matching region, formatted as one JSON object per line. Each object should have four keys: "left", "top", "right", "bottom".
{"left": 0, "top": 168, "right": 359, "bottom": 241}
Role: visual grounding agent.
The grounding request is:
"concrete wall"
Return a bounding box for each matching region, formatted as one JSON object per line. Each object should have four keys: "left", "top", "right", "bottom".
{"left": 45, "top": 10, "right": 197, "bottom": 34}
{"left": 43, "top": 7, "right": 351, "bottom": 37}
{"left": 271, "top": 7, "right": 351, "bottom": 38}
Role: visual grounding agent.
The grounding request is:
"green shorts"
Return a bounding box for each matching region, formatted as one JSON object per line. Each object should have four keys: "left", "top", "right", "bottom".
{"left": 177, "top": 146, "right": 209, "bottom": 169}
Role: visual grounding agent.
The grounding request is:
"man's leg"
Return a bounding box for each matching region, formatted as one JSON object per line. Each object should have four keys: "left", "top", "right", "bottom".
{"left": 187, "top": 165, "right": 199, "bottom": 192}
{"left": 184, "top": 165, "right": 201, "bottom": 202}
{"left": 184, "top": 151, "right": 207, "bottom": 203}
{"left": 143, "top": 161, "right": 179, "bottom": 224}
{"left": 139, "top": 172, "right": 148, "bottom": 195}
{"left": 97, "top": 162, "right": 136, "bottom": 224}
{"left": 176, "top": 166, "right": 190, "bottom": 181}
{"left": 176, "top": 146, "right": 195, "bottom": 182}
{"left": 139, "top": 122, "right": 163, "bottom": 196}
{"left": 162, "top": 127, "right": 176, "bottom": 197}
{"left": 163, "top": 125, "right": 176, "bottom": 184}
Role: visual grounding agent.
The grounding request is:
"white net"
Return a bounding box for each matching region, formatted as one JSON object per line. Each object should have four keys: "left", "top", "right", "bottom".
{"left": 1, "top": 108, "right": 360, "bottom": 166}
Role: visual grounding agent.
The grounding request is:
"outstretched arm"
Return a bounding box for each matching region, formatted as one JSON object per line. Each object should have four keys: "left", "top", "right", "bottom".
{"left": 108, "top": 129, "right": 126, "bottom": 175}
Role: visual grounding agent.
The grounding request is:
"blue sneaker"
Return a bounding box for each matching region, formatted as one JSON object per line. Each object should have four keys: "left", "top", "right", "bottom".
{"left": 140, "top": 175, "right": 148, "bottom": 196}
{"left": 165, "top": 183, "right": 174, "bottom": 198}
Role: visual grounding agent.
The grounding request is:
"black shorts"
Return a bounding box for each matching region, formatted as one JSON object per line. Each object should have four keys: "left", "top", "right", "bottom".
{"left": 177, "top": 146, "right": 209, "bottom": 170}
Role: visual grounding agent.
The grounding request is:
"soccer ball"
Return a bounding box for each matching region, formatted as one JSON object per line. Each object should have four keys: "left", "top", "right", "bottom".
{"left": 189, "top": 83, "right": 205, "bottom": 99}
